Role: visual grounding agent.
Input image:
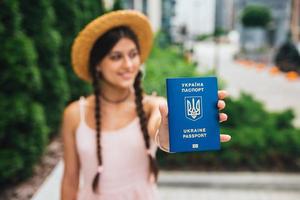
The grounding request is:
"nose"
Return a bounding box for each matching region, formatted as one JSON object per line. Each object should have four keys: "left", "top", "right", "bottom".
{"left": 123, "top": 55, "right": 134, "bottom": 70}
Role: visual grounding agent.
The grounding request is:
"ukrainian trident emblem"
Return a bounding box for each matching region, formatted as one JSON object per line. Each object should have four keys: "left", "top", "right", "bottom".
{"left": 184, "top": 96, "right": 203, "bottom": 121}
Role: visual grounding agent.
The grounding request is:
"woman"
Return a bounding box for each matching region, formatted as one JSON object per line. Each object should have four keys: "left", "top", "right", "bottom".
{"left": 60, "top": 10, "right": 230, "bottom": 200}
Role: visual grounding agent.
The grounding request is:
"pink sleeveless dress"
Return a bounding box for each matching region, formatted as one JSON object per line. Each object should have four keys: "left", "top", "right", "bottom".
{"left": 75, "top": 97, "right": 159, "bottom": 200}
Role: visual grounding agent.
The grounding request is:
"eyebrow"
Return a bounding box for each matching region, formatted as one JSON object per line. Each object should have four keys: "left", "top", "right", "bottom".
{"left": 109, "top": 48, "right": 138, "bottom": 54}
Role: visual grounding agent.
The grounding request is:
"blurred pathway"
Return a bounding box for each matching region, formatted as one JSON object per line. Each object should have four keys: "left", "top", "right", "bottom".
{"left": 160, "top": 171, "right": 300, "bottom": 200}
{"left": 194, "top": 41, "right": 300, "bottom": 127}
{"left": 31, "top": 160, "right": 300, "bottom": 200}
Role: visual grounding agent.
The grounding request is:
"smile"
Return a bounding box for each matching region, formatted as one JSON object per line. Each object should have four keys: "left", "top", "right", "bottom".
{"left": 118, "top": 72, "right": 132, "bottom": 80}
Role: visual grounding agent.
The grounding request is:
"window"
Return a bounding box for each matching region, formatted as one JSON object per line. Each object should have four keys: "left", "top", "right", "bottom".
{"left": 142, "top": 0, "right": 148, "bottom": 16}
{"left": 123, "top": 0, "right": 134, "bottom": 9}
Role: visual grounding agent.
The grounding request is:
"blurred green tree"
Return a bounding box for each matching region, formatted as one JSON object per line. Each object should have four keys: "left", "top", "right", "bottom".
{"left": 112, "top": 0, "right": 124, "bottom": 11}
{"left": 19, "top": 0, "right": 70, "bottom": 135}
{"left": 241, "top": 5, "right": 272, "bottom": 28}
{"left": 78, "top": 0, "right": 106, "bottom": 24}
{"left": 274, "top": 34, "right": 300, "bottom": 73}
{"left": 0, "top": 0, "right": 48, "bottom": 186}
{"left": 52, "top": 0, "right": 92, "bottom": 102}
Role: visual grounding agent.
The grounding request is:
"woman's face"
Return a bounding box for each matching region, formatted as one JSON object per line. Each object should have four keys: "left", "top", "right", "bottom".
{"left": 97, "top": 37, "right": 141, "bottom": 89}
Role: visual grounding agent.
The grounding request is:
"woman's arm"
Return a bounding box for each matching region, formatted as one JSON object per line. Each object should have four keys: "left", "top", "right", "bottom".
{"left": 60, "top": 102, "right": 80, "bottom": 200}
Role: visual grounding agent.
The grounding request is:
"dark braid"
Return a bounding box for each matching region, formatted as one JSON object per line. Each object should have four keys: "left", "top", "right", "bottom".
{"left": 91, "top": 68, "right": 103, "bottom": 193}
{"left": 134, "top": 71, "right": 159, "bottom": 182}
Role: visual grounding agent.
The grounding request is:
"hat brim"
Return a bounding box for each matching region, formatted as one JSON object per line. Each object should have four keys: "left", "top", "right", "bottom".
{"left": 71, "top": 10, "right": 153, "bottom": 82}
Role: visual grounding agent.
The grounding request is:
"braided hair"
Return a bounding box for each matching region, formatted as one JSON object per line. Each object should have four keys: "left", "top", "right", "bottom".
{"left": 88, "top": 26, "right": 158, "bottom": 193}
{"left": 134, "top": 71, "right": 159, "bottom": 182}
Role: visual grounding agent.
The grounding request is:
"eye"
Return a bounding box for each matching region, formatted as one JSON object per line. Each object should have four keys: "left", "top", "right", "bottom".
{"left": 109, "top": 52, "right": 122, "bottom": 61}
{"left": 129, "top": 50, "right": 139, "bottom": 59}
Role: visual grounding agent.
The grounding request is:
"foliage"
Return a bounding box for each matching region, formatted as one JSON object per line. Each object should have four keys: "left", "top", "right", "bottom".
{"left": 221, "top": 94, "right": 300, "bottom": 170}
{"left": 19, "top": 0, "right": 70, "bottom": 134}
{"left": 195, "top": 27, "right": 228, "bottom": 41}
{"left": 112, "top": 0, "right": 124, "bottom": 11}
{"left": 52, "top": 0, "right": 92, "bottom": 102}
{"left": 78, "top": 0, "right": 105, "bottom": 24}
{"left": 0, "top": 96, "right": 48, "bottom": 186}
{"left": 0, "top": 0, "right": 108, "bottom": 188}
{"left": 196, "top": 33, "right": 212, "bottom": 41}
{"left": 214, "top": 27, "right": 228, "bottom": 38}
{"left": 0, "top": 0, "right": 48, "bottom": 186}
{"left": 274, "top": 38, "right": 300, "bottom": 73}
{"left": 144, "top": 33, "right": 221, "bottom": 96}
{"left": 0, "top": 34, "right": 41, "bottom": 95}
{"left": 144, "top": 46, "right": 199, "bottom": 96}
{"left": 241, "top": 5, "right": 272, "bottom": 28}
{"left": 155, "top": 31, "right": 173, "bottom": 49}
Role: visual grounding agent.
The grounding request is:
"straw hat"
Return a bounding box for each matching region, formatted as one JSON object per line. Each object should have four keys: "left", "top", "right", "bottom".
{"left": 71, "top": 10, "right": 153, "bottom": 82}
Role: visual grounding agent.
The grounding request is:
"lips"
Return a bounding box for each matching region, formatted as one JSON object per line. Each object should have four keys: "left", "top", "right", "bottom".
{"left": 118, "top": 72, "right": 132, "bottom": 80}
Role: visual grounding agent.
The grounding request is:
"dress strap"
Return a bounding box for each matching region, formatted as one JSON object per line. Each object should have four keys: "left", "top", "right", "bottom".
{"left": 79, "top": 96, "right": 86, "bottom": 123}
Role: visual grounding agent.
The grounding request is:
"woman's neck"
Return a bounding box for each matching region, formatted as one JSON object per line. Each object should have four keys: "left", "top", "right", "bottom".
{"left": 100, "top": 80, "right": 132, "bottom": 104}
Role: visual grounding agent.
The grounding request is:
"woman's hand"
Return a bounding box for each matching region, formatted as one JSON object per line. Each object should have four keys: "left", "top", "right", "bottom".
{"left": 218, "top": 90, "right": 231, "bottom": 142}
{"left": 157, "top": 90, "right": 231, "bottom": 151}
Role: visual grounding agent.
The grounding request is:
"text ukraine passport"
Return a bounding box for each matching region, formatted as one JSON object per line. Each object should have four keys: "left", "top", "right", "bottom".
{"left": 166, "top": 77, "right": 220, "bottom": 153}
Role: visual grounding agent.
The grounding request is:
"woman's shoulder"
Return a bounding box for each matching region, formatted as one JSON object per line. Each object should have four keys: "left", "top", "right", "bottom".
{"left": 62, "top": 99, "right": 82, "bottom": 131}
{"left": 64, "top": 99, "right": 81, "bottom": 115}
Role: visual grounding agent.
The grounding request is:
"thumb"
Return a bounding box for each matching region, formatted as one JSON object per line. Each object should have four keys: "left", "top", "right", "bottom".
{"left": 159, "top": 102, "right": 168, "bottom": 127}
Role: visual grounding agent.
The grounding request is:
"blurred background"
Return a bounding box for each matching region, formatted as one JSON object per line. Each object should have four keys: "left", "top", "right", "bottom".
{"left": 0, "top": 0, "right": 300, "bottom": 199}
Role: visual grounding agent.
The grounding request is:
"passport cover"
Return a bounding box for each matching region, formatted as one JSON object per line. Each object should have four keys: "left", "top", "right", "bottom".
{"left": 166, "top": 77, "right": 220, "bottom": 153}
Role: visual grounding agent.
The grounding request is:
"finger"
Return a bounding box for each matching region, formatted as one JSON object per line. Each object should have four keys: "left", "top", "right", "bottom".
{"left": 220, "top": 134, "right": 231, "bottom": 142}
{"left": 219, "top": 113, "right": 228, "bottom": 122}
{"left": 218, "top": 90, "right": 228, "bottom": 100}
{"left": 159, "top": 102, "right": 168, "bottom": 126}
{"left": 159, "top": 102, "right": 168, "bottom": 118}
{"left": 217, "top": 100, "right": 226, "bottom": 110}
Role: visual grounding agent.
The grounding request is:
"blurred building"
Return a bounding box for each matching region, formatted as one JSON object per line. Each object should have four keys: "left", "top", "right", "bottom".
{"left": 215, "top": 0, "right": 235, "bottom": 32}
{"left": 122, "top": 0, "right": 174, "bottom": 34}
{"left": 290, "top": 0, "right": 300, "bottom": 42}
{"left": 111, "top": 0, "right": 161, "bottom": 32}
{"left": 120, "top": 0, "right": 176, "bottom": 43}
{"left": 235, "top": 0, "right": 292, "bottom": 48}
{"left": 173, "top": 0, "right": 216, "bottom": 38}
{"left": 161, "top": 0, "right": 176, "bottom": 43}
